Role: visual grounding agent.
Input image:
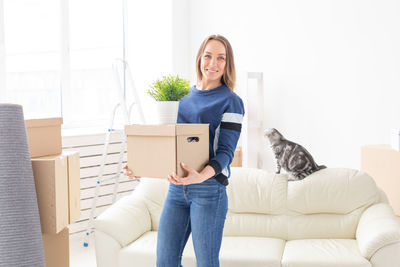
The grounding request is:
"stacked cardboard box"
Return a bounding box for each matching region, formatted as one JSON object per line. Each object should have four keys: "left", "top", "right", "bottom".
{"left": 31, "top": 154, "right": 69, "bottom": 234}
{"left": 26, "top": 118, "right": 63, "bottom": 157}
{"left": 361, "top": 145, "right": 400, "bottom": 216}
{"left": 42, "top": 227, "right": 70, "bottom": 267}
{"left": 26, "top": 117, "right": 81, "bottom": 267}
{"left": 231, "top": 146, "right": 242, "bottom": 167}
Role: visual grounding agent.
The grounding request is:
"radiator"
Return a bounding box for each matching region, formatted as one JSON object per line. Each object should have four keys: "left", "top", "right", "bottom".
{"left": 62, "top": 130, "right": 138, "bottom": 235}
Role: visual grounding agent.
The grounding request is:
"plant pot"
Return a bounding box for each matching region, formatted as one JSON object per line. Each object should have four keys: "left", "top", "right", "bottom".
{"left": 155, "top": 101, "right": 180, "bottom": 124}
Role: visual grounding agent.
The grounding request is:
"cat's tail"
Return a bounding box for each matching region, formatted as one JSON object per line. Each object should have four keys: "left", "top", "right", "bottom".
{"left": 317, "top": 165, "right": 327, "bottom": 170}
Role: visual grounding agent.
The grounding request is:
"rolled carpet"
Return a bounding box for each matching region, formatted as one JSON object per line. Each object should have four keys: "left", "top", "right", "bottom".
{"left": 0, "top": 104, "right": 45, "bottom": 267}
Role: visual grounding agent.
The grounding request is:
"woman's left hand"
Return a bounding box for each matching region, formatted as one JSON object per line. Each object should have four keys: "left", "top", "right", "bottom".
{"left": 168, "top": 162, "right": 206, "bottom": 185}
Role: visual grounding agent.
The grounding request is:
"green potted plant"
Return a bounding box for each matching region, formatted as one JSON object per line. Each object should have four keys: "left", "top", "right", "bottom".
{"left": 147, "top": 74, "right": 190, "bottom": 124}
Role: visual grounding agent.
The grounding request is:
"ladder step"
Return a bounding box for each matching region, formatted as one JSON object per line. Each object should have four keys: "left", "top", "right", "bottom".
{"left": 108, "top": 129, "right": 124, "bottom": 133}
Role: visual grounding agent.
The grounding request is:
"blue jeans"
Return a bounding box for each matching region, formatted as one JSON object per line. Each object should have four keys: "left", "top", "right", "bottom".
{"left": 156, "top": 177, "right": 228, "bottom": 267}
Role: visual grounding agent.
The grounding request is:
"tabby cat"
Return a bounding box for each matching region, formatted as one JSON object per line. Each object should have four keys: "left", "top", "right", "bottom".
{"left": 264, "top": 128, "right": 326, "bottom": 181}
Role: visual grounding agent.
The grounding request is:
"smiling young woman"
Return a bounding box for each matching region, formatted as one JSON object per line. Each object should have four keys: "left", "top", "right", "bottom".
{"left": 155, "top": 34, "right": 244, "bottom": 267}
{"left": 124, "top": 34, "right": 245, "bottom": 267}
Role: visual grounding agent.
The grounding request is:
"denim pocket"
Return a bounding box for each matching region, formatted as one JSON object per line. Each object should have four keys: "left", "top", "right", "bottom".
{"left": 207, "top": 177, "right": 226, "bottom": 187}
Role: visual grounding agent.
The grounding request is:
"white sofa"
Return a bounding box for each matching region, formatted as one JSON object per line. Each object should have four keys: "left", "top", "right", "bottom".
{"left": 94, "top": 168, "right": 400, "bottom": 267}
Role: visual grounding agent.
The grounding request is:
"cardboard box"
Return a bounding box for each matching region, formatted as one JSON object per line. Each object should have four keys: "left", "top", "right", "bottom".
{"left": 231, "top": 146, "right": 242, "bottom": 167}
{"left": 63, "top": 151, "right": 81, "bottom": 224}
{"left": 125, "top": 124, "right": 209, "bottom": 178}
{"left": 32, "top": 154, "right": 69, "bottom": 234}
{"left": 42, "top": 227, "right": 69, "bottom": 267}
{"left": 25, "top": 117, "right": 63, "bottom": 157}
{"left": 361, "top": 145, "right": 400, "bottom": 215}
{"left": 391, "top": 129, "right": 400, "bottom": 151}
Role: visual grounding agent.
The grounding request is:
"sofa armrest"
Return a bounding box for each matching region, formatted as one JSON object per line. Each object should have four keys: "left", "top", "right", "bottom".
{"left": 356, "top": 203, "right": 400, "bottom": 259}
{"left": 94, "top": 230, "right": 121, "bottom": 267}
{"left": 94, "top": 193, "right": 152, "bottom": 247}
{"left": 370, "top": 241, "right": 400, "bottom": 267}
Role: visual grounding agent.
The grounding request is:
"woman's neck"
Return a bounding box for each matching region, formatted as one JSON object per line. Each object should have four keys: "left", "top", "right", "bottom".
{"left": 197, "top": 79, "right": 222, "bottom": 91}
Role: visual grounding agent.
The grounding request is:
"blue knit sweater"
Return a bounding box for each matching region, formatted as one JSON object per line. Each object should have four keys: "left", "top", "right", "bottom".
{"left": 177, "top": 84, "right": 245, "bottom": 186}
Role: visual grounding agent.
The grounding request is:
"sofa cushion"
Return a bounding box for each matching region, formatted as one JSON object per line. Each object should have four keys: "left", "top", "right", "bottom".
{"left": 285, "top": 168, "right": 379, "bottom": 240}
{"left": 133, "top": 178, "right": 169, "bottom": 231}
{"left": 223, "top": 168, "right": 289, "bottom": 239}
{"left": 281, "top": 239, "right": 371, "bottom": 267}
{"left": 118, "top": 231, "right": 285, "bottom": 267}
{"left": 287, "top": 210, "right": 364, "bottom": 240}
{"left": 94, "top": 193, "right": 152, "bottom": 247}
{"left": 218, "top": 236, "right": 285, "bottom": 267}
{"left": 118, "top": 231, "right": 157, "bottom": 267}
{"left": 223, "top": 212, "right": 288, "bottom": 239}
{"left": 227, "top": 167, "right": 287, "bottom": 214}
{"left": 287, "top": 168, "right": 378, "bottom": 214}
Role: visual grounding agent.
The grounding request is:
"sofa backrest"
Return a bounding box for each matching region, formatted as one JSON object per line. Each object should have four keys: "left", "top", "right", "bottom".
{"left": 135, "top": 167, "right": 380, "bottom": 240}
{"left": 224, "top": 167, "right": 379, "bottom": 240}
{"left": 223, "top": 168, "right": 288, "bottom": 239}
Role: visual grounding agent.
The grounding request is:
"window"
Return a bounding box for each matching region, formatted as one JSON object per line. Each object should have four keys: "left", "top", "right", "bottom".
{"left": 1, "top": 0, "right": 174, "bottom": 129}
{"left": 3, "top": 0, "right": 61, "bottom": 118}
{"left": 66, "top": 0, "right": 124, "bottom": 128}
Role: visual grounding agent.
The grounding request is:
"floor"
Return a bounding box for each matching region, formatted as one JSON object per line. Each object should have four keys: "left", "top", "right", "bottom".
{"left": 70, "top": 233, "right": 97, "bottom": 267}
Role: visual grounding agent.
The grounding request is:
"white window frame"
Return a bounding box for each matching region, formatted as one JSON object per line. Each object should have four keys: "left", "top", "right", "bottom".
{"left": 60, "top": 0, "right": 70, "bottom": 121}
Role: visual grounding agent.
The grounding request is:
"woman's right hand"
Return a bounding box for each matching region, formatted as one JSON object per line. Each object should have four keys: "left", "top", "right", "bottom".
{"left": 123, "top": 165, "right": 141, "bottom": 180}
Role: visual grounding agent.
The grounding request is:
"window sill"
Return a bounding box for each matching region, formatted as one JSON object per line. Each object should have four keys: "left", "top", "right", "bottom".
{"left": 62, "top": 126, "right": 109, "bottom": 137}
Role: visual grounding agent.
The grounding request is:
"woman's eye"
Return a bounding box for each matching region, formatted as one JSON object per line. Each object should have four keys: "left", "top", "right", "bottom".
{"left": 204, "top": 55, "right": 211, "bottom": 58}
{"left": 218, "top": 57, "right": 225, "bottom": 60}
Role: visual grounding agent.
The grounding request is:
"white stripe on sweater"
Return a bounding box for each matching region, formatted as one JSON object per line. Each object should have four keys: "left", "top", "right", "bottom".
{"left": 222, "top": 112, "right": 243, "bottom": 124}
{"left": 213, "top": 124, "right": 220, "bottom": 162}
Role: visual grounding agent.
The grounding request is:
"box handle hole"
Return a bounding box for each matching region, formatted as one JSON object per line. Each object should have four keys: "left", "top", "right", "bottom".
{"left": 187, "top": 137, "right": 199, "bottom": 143}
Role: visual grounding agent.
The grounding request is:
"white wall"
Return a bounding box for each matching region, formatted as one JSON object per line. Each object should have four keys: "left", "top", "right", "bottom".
{"left": 0, "top": 0, "right": 6, "bottom": 102}
{"left": 125, "top": 0, "right": 173, "bottom": 124}
{"left": 179, "top": 0, "right": 400, "bottom": 171}
{"left": 172, "top": 0, "right": 191, "bottom": 80}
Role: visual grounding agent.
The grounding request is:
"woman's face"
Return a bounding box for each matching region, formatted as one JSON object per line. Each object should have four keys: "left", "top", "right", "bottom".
{"left": 200, "top": 40, "right": 226, "bottom": 84}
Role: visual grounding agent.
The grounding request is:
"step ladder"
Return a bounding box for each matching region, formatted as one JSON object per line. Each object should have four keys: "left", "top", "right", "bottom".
{"left": 83, "top": 59, "right": 146, "bottom": 247}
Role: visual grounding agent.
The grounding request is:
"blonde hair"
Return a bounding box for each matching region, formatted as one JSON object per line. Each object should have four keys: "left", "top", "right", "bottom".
{"left": 195, "top": 34, "right": 236, "bottom": 91}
